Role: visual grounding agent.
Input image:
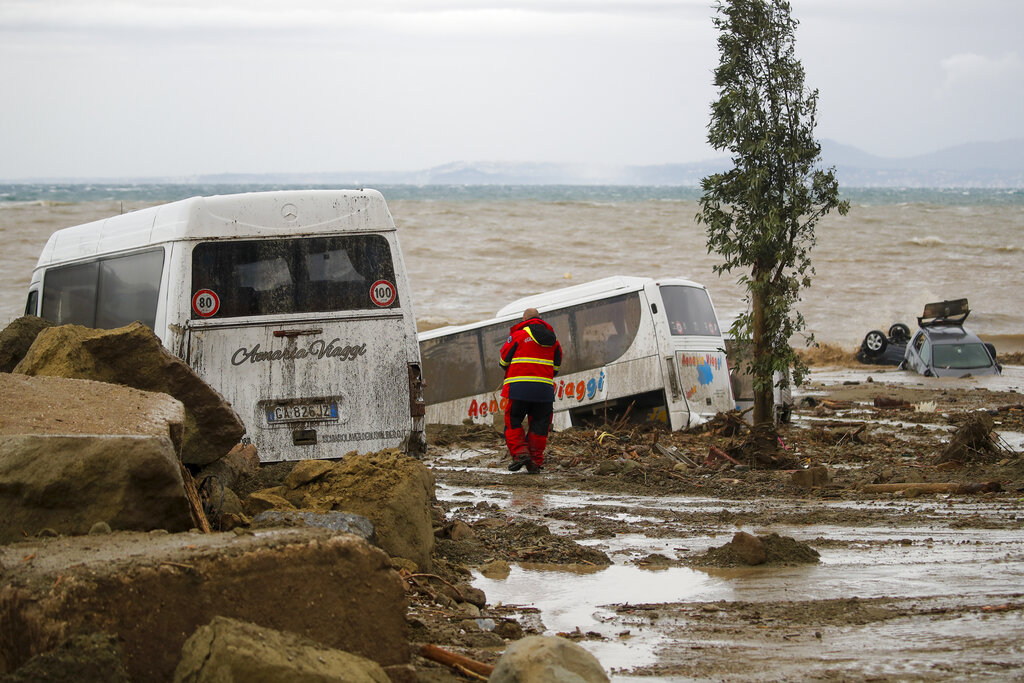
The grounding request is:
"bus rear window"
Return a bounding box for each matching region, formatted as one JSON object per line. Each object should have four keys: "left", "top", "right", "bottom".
{"left": 660, "top": 285, "right": 720, "bottom": 336}
{"left": 191, "top": 235, "right": 397, "bottom": 318}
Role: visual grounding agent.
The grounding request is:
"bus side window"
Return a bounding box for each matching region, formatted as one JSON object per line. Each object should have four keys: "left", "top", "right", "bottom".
{"left": 25, "top": 290, "right": 38, "bottom": 316}
{"left": 41, "top": 249, "right": 163, "bottom": 329}
{"left": 421, "top": 330, "right": 487, "bottom": 405}
{"left": 42, "top": 261, "right": 99, "bottom": 326}
{"left": 480, "top": 322, "right": 515, "bottom": 390}
{"left": 544, "top": 310, "right": 575, "bottom": 375}
{"left": 95, "top": 249, "right": 164, "bottom": 329}
{"left": 571, "top": 294, "right": 641, "bottom": 371}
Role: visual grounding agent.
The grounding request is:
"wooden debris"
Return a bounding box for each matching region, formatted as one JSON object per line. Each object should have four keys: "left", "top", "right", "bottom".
{"left": 654, "top": 442, "right": 699, "bottom": 468}
{"left": 180, "top": 463, "right": 212, "bottom": 534}
{"left": 820, "top": 399, "right": 854, "bottom": 410}
{"left": 937, "top": 412, "right": 1008, "bottom": 464}
{"left": 701, "top": 410, "right": 750, "bottom": 437}
{"left": 418, "top": 644, "right": 494, "bottom": 678}
{"left": 873, "top": 395, "right": 908, "bottom": 409}
{"left": 706, "top": 445, "right": 742, "bottom": 466}
{"left": 835, "top": 423, "right": 867, "bottom": 445}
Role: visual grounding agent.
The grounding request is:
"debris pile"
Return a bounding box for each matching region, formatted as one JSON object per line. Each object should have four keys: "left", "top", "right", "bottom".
{"left": 937, "top": 412, "right": 1008, "bottom": 464}
{"left": 689, "top": 531, "right": 821, "bottom": 568}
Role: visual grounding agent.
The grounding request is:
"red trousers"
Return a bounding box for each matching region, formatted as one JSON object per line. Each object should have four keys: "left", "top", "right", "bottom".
{"left": 504, "top": 399, "right": 553, "bottom": 466}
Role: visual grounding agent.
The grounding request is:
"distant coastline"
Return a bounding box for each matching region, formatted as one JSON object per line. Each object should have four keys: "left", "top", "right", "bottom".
{"left": 3, "top": 139, "right": 1023, "bottom": 191}
{"left": 1, "top": 183, "right": 1022, "bottom": 207}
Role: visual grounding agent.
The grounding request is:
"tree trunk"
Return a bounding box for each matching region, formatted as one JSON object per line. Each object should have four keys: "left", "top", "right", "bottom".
{"left": 751, "top": 269, "right": 774, "bottom": 426}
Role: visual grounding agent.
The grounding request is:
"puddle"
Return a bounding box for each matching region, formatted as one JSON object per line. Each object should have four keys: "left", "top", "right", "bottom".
{"left": 477, "top": 563, "right": 713, "bottom": 668}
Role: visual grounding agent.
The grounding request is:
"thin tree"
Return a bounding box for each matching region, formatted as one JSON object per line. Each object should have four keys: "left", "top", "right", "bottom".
{"left": 697, "top": 0, "right": 849, "bottom": 426}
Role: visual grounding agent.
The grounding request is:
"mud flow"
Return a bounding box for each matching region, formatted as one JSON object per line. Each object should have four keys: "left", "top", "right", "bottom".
{"left": 429, "top": 364, "right": 1024, "bottom": 680}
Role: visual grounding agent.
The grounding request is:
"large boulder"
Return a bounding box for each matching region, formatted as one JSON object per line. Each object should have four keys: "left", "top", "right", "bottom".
{"left": 0, "top": 373, "right": 185, "bottom": 454}
{"left": 490, "top": 635, "right": 609, "bottom": 683}
{"left": 174, "top": 616, "right": 390, "bottom": 683}
{"left": 0, "top": 316, "right": 55, "bottom": 373}
{"left": 13, "top": 322, "right": 244, "bottom": 465}
{"left": 196, "top": 443, "right": 259, "bottom": 492}
{"left": 275, "top": 451, "right": 435, "bottom": 570}
{"left": 0, "top": 530, "right": 409, "bottom": 681}
{"left": 0, "top": 434, "right": 193, "bottom": 542}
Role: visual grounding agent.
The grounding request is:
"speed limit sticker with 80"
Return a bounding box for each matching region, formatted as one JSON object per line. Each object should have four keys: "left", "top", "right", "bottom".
{"left": 192, "top": 289, "right": 220, "bottom": 317}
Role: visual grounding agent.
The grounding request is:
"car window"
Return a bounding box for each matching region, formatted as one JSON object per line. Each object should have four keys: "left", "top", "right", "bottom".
{"left": 913, "top": 333, "right": 925, "bottom": 352}
{"left": 932, "top": 343, "right": 993, "bottom": 370}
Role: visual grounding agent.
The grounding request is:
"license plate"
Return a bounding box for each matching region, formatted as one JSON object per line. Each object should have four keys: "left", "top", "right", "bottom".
{"left": 266, "top": 402, "right": 339, "bottom": 424}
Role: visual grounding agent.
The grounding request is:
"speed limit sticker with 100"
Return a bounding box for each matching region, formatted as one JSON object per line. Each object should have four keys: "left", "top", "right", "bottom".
{"left": 370, "top": 280, "right": 396, "bottom": 307}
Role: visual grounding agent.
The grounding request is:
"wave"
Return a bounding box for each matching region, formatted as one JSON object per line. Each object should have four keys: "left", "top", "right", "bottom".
{"left": 995, "top": 244, "right": 1020, "bottom": 253}
{"left": 903, "top": 236, "right": 947, "bottom": 247}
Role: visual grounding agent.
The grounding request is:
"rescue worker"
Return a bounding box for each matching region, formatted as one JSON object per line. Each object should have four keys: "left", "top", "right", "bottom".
{"left": 500, "top": 307, "right": 562, "bottom": 474}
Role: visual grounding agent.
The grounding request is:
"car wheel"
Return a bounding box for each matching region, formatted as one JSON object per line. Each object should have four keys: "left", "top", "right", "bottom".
{"left": 888, "top": 323, "right": 911, "bottom": 343}
{"left": 863, "top": 330, "right": 888, "bottom": 356}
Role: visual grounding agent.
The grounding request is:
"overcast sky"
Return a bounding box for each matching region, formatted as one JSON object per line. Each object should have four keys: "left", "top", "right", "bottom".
{"left": 1, "top": 0, "right": 1022, "bottom": 179}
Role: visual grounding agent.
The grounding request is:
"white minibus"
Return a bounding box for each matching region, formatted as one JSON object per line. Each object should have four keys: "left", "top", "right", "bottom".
{"left": 24, "top": 190, "right": 426, "bottom": 462}
{"left": 418, "top": 276, "right": 735, "bottom": 431}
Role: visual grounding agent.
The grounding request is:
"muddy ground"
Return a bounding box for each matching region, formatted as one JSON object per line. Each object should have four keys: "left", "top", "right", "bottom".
{"left": 4, "top": 352, "right": 1023, "bottom": 681}
{"left": 410, "top": 355, "right": 1024, "bottom": 681}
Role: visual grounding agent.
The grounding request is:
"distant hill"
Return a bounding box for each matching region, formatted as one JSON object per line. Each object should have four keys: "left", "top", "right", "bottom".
{"left": 16, "top": 140, "right": 1021, "bottom": 188}
{"left": 194, "top": 140, "right": 1024, "bottom": 188}
{"left": 818, "top": 139, "right": 1024, "bottom": 187}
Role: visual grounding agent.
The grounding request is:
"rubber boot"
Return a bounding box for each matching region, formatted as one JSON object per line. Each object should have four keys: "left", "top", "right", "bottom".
{"left": 505, "top": 427, "right": 531, "bottom": 471}
{"left": 526, "top": 432, "right": 547, "bottom": 473}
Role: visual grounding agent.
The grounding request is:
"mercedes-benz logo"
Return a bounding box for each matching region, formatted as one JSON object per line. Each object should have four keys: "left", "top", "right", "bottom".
{"left": 281, "top": 203, "right": 298, "bottom": 221}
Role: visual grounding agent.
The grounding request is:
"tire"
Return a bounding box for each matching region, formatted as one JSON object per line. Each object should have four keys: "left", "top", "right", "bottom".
{"left": 863, "top": 330, "right": 888, "bottom": 356}
{"left": 888, "top": 323, "right": 911, "bottom": 343}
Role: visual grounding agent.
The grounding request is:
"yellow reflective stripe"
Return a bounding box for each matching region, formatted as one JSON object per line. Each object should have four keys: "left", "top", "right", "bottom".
{"left": 503, "top": 376, "right": 555, "bottom": 385}
{"left": 509, "top": 356, "right": 554, "bottom": 366}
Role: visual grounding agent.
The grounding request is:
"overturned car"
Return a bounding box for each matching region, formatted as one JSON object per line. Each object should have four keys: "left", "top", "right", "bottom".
{"left": 857, "top": 299, "right": 1001, "bottom": 377}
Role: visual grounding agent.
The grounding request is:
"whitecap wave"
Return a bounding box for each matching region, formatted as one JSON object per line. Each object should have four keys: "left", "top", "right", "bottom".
{"left": 903, "top": 235, "right": 947, "bottom": 247}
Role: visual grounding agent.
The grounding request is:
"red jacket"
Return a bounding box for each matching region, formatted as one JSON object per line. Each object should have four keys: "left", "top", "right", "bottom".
{"left": 500, "top": 317, "right": 562, "bottom": 401}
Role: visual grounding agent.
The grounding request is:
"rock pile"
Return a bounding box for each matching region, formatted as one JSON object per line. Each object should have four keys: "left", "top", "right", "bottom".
{"left": 243, "top": 451, "right": 436, "bottom": 571}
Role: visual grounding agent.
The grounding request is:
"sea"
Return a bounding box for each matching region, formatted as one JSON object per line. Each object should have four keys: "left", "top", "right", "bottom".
{"left": 2, "top": 183, "right": 1022, "bottom": 353}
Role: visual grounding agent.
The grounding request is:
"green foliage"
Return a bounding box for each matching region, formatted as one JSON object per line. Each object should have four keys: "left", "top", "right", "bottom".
{"left": 697, "top": 0, "right": 849, "bottom": 419}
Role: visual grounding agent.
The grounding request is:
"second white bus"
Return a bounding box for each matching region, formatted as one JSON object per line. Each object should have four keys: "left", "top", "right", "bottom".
{"left": 418, "top": 276, "right": 735, "bottom": 431}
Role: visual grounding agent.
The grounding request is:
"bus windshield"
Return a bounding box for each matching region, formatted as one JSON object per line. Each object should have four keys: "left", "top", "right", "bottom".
{"left": 191, "top": 235, "right": 396, "bottom": 318}
{"left": 660, "top": 285, "right": 720, "bottom": 336}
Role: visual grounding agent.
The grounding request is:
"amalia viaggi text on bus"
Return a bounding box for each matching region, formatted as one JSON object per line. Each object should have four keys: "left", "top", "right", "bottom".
{"left": 418, "top": 276, "right": 735, "bottom": 430}
{"left": 24, "top": 190, "right": 425, "bottom": 462}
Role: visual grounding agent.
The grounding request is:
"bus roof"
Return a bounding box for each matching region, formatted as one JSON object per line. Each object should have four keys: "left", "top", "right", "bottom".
{"left": 34, "top": 189, "right": 396, "bottom": 268}
{"left": 495, "top": 275, "right": 705, "bottom": 318}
